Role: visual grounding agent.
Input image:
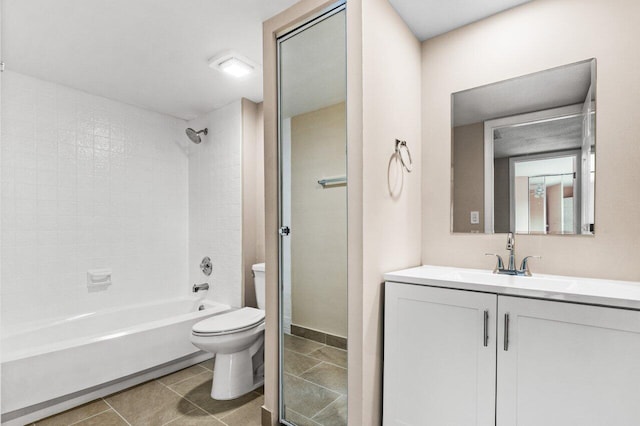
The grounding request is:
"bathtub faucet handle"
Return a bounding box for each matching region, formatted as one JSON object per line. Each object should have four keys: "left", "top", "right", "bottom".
{"left": 192, "top": 283, "right": 210, "bottom": 293}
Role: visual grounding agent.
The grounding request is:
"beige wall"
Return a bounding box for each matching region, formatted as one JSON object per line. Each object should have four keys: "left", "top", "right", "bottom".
{"left": 242, "top": 99, "right": 264, "bottom": 308}
{"left": 422, "top": 0, "right": 640, "bottom": 282}
{"left": 256, "top": 103, "right": 265, "bottom": 264}
{"left": 357, "top": 0, "right": 423, "bottom": 423}
{"left": 452, "top": 122, "right": 484, "bottom": 233}
{"left": 291, "top": 103, "right": 347, "bottom": 338}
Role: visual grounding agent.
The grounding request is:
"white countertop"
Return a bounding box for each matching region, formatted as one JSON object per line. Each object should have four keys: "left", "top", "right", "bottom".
{"left": 384, "top": 265, "right": 640, "bottom": 310}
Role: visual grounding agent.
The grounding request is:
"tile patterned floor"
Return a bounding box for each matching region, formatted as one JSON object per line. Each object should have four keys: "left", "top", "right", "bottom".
{"left": 30, "top": 335, "right": 346, "bottom": 426}
{"left": 30, "top": 359, "right": 263, "bottom": 426}
{"left": 282, "top": 334, "right": 347, "bottom": 426}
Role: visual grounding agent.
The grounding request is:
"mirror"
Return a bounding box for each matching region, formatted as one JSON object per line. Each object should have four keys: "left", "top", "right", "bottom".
{"left": 451, "top": 59, "right": 596, "bottom": 235}
{"left": 277, "top": 5, "right": 347, "bottom": 426}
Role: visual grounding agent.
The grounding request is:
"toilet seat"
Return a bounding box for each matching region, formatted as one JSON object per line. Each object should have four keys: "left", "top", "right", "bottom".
{"left": 192, "top": 307, "right": 265, "bottom": 337}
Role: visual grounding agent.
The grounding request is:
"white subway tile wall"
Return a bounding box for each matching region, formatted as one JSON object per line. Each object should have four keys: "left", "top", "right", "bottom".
{"left": 187, "top": 102, "right": 243, "bottom": 308}
{"left": 0, "top": 71, "right": 194, "bottom": 329}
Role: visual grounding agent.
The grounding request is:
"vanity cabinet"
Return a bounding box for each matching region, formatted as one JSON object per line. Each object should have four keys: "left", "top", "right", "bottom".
{"left": 384, "top": 281, "right": 640, "bottom": 426}
{"left": 496, "top": 295, "right": 640, "bottom": 426}
{"left": 383, "top": 283, "right": 497, "bottom": 425}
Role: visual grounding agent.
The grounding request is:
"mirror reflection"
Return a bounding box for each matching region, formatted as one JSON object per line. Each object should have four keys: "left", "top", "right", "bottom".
{"left": 278, "top": 6, "right": 347, "bottom": 426}
{"left": 451, "top": 59, "right": 596, "bottom": 235}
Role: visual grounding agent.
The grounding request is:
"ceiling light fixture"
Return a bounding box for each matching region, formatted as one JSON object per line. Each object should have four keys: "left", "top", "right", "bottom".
{"left": 209, "top": 51, "right": 258, "bottom": 79}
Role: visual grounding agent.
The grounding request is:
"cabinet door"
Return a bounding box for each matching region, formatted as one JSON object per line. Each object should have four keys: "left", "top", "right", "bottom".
{"left": 383, "top": 282, "right": 497, "bottom": 426}
{"left": 497, "top": 296, "right": 640, "bottom": 426}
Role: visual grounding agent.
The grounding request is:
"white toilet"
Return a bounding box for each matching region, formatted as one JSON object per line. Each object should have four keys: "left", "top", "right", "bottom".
{"left": 191, "top": 263, "right": 266, "bottom": 400}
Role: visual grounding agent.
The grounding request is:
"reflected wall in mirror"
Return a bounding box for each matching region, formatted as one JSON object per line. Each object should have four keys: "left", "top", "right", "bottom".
{"left": 278, "top": 5, "right": 347, "bottom": 426}
{"left": 451, "top": 59, "right": 596, "bottom": 235}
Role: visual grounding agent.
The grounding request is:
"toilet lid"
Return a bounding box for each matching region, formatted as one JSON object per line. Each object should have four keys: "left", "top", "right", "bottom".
{"left": 192, "top": 307, "right": 265, "bottom": 336}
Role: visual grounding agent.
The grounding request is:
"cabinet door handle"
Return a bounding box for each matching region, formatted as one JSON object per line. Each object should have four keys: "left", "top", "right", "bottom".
{"left": 483, "top": 310, "right": 489, "bottom": 347}
{"left": 504, "top": 313, "right": 510, "bottom": 351}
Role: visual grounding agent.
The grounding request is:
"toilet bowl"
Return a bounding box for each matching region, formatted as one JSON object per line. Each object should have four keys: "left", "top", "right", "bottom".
{"left": 191, "top": 263, "right": 265, "bottom": 400}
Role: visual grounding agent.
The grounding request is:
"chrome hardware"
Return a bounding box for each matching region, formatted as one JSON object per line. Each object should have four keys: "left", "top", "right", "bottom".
{"left": 506, "top": 232, "right": 516, "bottom": 271}
{"left": 485, "top": 253, "right": 505, "bottom": 274}
{"left": 318, "top": 176, "right": 347, "bottom": 187}
{"left": 200, "top": 256, "right": 212, "bottom": 276}
{"left": 279, "top": 226, "right": 290, "bottom": 236}
{"left": 483, "top": 310, "right": 489, "bottom": 347}
{"left": 198, "top": 304, "right": 206, "bottom": 311}
{"left": 487, "top": 233, "right": 541, "bottom": 276}
{"left": 520, "top": 255, "right": 542, "bottom": 277}
{"left": 395, "top": 139, "right": 413, "bottom": 173}
{"left": 504, "top": 313, "right": 510, "bottom": 351}
{"left": 192, "top": 283, "right": 209, "bottom": 293}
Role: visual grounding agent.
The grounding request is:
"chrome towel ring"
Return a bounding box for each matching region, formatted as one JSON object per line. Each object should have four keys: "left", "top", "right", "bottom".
{"left": 395, "top": 139, "right": 412, "bottom": 173}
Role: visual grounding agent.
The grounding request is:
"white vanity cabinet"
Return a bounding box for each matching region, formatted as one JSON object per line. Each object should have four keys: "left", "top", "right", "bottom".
{"left": 383, "top": 283, "right": 497, "bottom": 425}
{"left": 383, "top": 270, "right": 640, "bottom": 426}
{"left": 496, "top": 296, "right": 640, "bottom": 426}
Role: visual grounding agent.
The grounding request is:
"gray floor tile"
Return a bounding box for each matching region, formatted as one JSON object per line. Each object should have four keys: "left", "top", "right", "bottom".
{"left": 220, "top": 393, "right": 264, "bottom": 426}
{"left": 163, "top": 408, "right": 225, "bottom": 425}
{"left": 35, "top": 399, "right": 110, "bottom": 425}
{"left": 74, "top": 410, "right": 128, "bottom": 426}
{"left": 284, "top": 349, "right": 322, "bottom": 376}
{"left": 308, "top": 346, "right": 347, "bottom": 369}
{"left": 300, "top": 363, "right": 347, "bottom": 395}
{"left": 283, "top": 374, "right": 340, "bottom": 419}
{"left": 312, "top": 395, "right": 347, "bottom": 426}
{"left": 105, "top": 380, "right": 196, "bottom": 425}
{"left": 284, "top": 408, "right": 322, "bottom": 426}
{"left": 168, "top": 373, "right": 260, "bottom": 419}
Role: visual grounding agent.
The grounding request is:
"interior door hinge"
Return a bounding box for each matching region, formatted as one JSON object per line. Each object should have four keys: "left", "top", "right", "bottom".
{"left": 0, "top": 62, "right": 5, "bottom": 72}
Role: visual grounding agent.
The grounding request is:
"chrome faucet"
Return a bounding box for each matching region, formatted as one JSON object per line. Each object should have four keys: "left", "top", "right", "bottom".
{"left": 486, "top": 232, "right": 540, "bottom": 276}
{"left": 192, "top": 283, "right": 210, "bottom": 293}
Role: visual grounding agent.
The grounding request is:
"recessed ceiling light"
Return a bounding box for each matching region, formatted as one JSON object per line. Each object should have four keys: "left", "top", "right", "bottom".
{"left": 209, "top": 51, "right": 258, "bottom": 79}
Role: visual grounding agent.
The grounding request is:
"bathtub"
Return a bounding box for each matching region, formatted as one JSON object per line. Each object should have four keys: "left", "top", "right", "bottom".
{"left": 1, "top": 296, "right": 230, "bottom": 425}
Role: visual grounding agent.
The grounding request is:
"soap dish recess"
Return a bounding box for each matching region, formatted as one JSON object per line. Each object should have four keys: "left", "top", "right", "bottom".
{"left": 87, "top": 269, "right": 112, "bottom": 288}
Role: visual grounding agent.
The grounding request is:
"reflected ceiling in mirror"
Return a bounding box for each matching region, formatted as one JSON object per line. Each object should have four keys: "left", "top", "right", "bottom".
{"left": 451, "top": 59, "right": 596, "bottom": 235}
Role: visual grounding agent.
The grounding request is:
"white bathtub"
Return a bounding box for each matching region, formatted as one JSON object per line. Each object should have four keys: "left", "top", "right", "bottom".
{"left": 1, "top": 297, "right": 230, "bottom": 424}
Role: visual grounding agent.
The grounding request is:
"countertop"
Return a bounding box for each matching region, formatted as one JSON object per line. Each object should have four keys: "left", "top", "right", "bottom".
{"left": 384, "top": 265, "right": 640, "bottom": 310}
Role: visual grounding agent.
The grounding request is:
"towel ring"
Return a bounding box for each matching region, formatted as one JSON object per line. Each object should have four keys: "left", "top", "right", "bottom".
{"left": 395, "top": 139, "right": 412, "bottom": 173}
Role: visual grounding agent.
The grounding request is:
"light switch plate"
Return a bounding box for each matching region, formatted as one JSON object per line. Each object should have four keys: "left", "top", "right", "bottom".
{"left": 470, "top": 211, "right": 480, "bottom": 224}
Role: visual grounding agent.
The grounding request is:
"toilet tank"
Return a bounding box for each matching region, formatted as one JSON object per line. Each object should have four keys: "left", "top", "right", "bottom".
{"left": 252, "top": 263, "right": 265, "bottom": 310}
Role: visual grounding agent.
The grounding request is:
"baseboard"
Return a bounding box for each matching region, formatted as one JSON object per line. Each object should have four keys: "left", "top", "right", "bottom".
{"left": 290, "top": 324, "right": 347, "bottom": 350}
{"left": 261, "top": 405, "right": 274, "bottom": 426}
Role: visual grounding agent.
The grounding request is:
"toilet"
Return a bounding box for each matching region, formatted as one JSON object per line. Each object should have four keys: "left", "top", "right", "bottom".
{"left": 191, "top": 263, "right": 265, "bottom": 400}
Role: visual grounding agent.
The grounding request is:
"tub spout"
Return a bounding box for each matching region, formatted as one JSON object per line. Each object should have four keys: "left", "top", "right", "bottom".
{"left": 193, "top": 283, "right": 209, "bottom": 293}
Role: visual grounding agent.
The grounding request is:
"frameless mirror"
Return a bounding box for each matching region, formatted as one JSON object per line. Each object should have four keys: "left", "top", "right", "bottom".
{"left": 451, "top": 59, "right": 596, "bottom": 235}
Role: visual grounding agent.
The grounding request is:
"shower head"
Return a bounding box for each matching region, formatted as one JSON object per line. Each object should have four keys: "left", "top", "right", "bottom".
{"left": 186, "top": 128, "right": 208, "bottom": 144}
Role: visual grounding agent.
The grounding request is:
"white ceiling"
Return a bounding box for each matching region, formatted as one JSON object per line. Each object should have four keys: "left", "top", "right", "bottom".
{"left": 3, "top": 1, "right": 547, "bottom": 121}
{"left": 388, "top": 0, "right": 533, "bottom": 41}
{"left": 493, "top": 115, "right": 583, "bottom": 158}
{"left": 280, "top": 10, "right": 346, "bottom": 119}
{"left": 2, "top": 0, "right": 298, "bottom": 120}
{"left": 453, "top": 60, "right": 593, "bottom": 127}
